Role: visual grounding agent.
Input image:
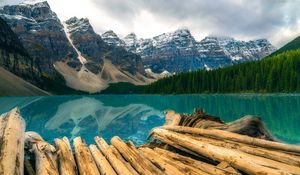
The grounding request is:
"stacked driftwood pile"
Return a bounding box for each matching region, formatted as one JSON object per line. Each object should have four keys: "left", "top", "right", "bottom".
{"left": 0, "top": 108, "right": 300, "bottom": 175}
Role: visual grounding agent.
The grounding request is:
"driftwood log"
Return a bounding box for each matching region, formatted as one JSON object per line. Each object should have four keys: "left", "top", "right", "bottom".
{"left": 150, "top": 128, "right": 300, "bottom": 175}
{"left": 25, "top": 131, "right": 59, "bottom": 175}
{"left": 89, "top": 144, "right": 117, "bottom": 175}
{"left": 55, "top": 137, "right": 78, "bottom": 175}
{"left": 165, "top": 108, "right": 275, "bottom": 140}
{"left": 94, "top": 136, "right": 133, "bottom": 175}
{"left": 73, "top": 137, "right": 99, "bottom": 175}
{"left": 0, "top": 107, "right": 25, "bottom": 175}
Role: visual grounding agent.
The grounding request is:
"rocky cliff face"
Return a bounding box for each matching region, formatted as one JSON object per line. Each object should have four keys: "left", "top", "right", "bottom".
{"left": 0, "top": 1, "right": 80, "bottom": 76}
{"left": 0, "top": 17, "right": 39, "bottom": 82}
{"left": 0, "top": 1, "right": 149, "bottom": 93}
{"left": 102, "top": 29, "right": 276, "bottom": 73}
{"left": 65, "top": 17, "right": 145, "bottom": 75}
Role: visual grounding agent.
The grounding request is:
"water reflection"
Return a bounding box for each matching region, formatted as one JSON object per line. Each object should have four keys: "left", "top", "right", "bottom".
{"left": 0, "top": 94, "right": 299, "bottom": 144}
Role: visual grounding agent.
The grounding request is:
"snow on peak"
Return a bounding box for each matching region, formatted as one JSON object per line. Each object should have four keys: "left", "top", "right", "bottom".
{"left": 101, "top": 30, "right": 125, "bottom": 47}
{"left": 65, "top": 17, "right": 92, "bottom": 33}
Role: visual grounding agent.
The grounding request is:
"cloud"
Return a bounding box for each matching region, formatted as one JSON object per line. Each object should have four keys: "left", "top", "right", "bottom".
{"left": 1, "top": 0, "right": 300, "bottom": 47}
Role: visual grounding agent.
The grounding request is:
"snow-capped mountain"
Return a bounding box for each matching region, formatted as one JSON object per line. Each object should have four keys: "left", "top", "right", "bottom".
{"left": 0, "top": 1, "right": 80, "bottom": 75}
{"left": 102, "top": 29, "right": 276, "bottom": 73}
{"left": 0, "top": 1, "right": 153, "bottom": 93}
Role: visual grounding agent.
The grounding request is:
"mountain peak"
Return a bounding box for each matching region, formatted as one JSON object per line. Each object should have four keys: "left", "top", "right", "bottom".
{"left": 65, "top": 17, "right": 92, "bottom": 33}
{"left": 102, "top": 30, "right": 118, "bottom": 38}
{"left": 124, "top": 33, "right": 137, "bottom": 40}
{"left": 101, "top": 30, "right": 124, "bottom": 46}
{"left": 20, "top": 0, "right": 50, "bottom": 7}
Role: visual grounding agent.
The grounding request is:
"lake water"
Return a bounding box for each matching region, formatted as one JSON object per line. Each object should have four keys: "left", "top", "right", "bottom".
{"left": 0, "top": 94, "right": 299, "bottom": 145}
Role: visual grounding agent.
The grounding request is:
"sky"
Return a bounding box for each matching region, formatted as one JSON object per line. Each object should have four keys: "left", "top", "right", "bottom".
{"left": 1, "top": 0, "right": 300, "bottom": 47}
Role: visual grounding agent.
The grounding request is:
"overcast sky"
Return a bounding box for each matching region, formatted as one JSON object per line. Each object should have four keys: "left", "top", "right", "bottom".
{"left": 1, "top": 0, "right": 300, "bottom": 47}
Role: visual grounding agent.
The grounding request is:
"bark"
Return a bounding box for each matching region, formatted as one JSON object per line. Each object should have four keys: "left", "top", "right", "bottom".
{"left": 153, "top": 147, "right": 240, "bottom": 175}
{"left": 94, "top": 136, "right": 133, "bottom": 175}
{"left": 151, "top": 128, "right": 300, "bottom": 175}
{"left": 89, "top": 144, "right": 117, "bottom": 175}
{"left": 110, "top": 145, "right": 139, "bottom": 175}
{"left": 73, "top": 137, "right": 100, "bottom": 175}
{"left": 25, "top": 132, "right": 58, "bottom": 175}
{"left": 162, "top": 125, "right": 300, "bottom": 153}
{"left": 55, "top": 137, "right": 78, "bottom": 175}
{"left": 0, "top": 107, "right": 25, "bottom": 175}
{"left": 110, "top": 136, "right": 163, "bottom": 175}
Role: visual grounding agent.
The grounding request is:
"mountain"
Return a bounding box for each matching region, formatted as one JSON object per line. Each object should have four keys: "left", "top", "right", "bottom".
{"left": 0, "top": 1, "right": 80, "bottom": 76}
{"left": 145, "top": 36, "right": 300, "bottom": 94}
{"left": 101, "top": 30, "right": 125, "bottom": 47}
{"left": 0, "top": 17, "right": 48, "bottom": 96}
{"left": 0, "top": 1, "right": 153, "bottom": 93}
{"left": 102, "top": 29, "right": 276, "bottom": 73}
{"left": 54, "top": 17, "right": 154, "bottom": 93}
{"left": 0, "top": 16, "right": 39, "bottom": 82}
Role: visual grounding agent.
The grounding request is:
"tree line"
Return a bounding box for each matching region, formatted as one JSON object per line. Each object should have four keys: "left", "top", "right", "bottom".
{"left": 144, "top": 49, "right": 300, "bottom": 94}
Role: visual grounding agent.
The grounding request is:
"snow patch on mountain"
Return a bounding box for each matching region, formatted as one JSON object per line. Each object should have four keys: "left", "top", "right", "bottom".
{"left": 101, "top": 28, "right": 276, "bottom": 73}
{"left": 63, "top": 22, "right": 87, "bottom": 64}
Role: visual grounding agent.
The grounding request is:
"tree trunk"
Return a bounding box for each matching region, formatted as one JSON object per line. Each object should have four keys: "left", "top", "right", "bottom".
{"left": 89, "top": 144, "right": 117, "bottom": 175}
{"left": 55, "top": 137, "right": 78, "bottom": 175}
{"left": 94, "top": 136, "right": 133, "bottom": 175}
{"left": 153, "top": 147, "right": 240, "bottom": 175}
{"left": 151, "top": 128, "right": 300, "bottom": 175}
{"left": 0, "top": 108, "right": 25, "bottom": 175}
{"left": 162, "top": 125, "right": 300, "bottom": 153}
{"left": 73, "top": 137, "right": 100, "bottom": 175}
{"left": 188, "top": 134, "right": 300, "bottom": 167}
{"left": 25, "top": 132, "right": 59, "bottom": 175}
{"left": 111, "top": 136, "right": 163, "bottom": 175}
{"left": 110, "top": 145, "right": 139, "bottom": 175}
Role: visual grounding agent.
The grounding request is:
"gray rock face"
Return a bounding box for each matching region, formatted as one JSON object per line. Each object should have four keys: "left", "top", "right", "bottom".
{"left": 65, "top": 17, "right": 145, "bottom": 75}
{"left": 102, "top": 29, "right": 277, "bottom": 73}
{"left": 0, "top": 17, "right": 39, "bottom": 83}
{"left": 0, "top": 1, "right": 80, "bottom": 76}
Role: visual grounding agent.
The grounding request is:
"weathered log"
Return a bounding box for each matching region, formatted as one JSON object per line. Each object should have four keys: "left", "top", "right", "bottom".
{"left": 139, "top": 148, "right": 186, "bottom": 175}
{"left": 216, "top": 162, "right": 240, "bottom": 175}
{"left": 110, "top": 145, "right": 139, "bottom": 175}
{"left": 110, "top": 136, "right": 163, "bottom": 175}
{"left": 89, "top": 144, "right": 117, "bottom": 175}
{"left": 154, "top": 147, "right": 240, "bottom": 175}
{"left": 0, "top": 108, "right": 25, "bottom": 175}
{"left": 162, "top": 125, "right": 300, "bottom": 153}
{"left": 25, "top": 132, "right": 59, "bottom": 175}
{"left": 151, "top": 128, "right": 300, "bottom": 175}
{"left": 140, "top": 147, "right": 208, "bottom": 175}
{"left": 169, "top": 109, "right": 276, "bottom": 140}
{"left": 73, "top": 137, "right": 99, "bottom": 175}
{"left": 94, "top": 136, "right": 133, "bottom": 175}
{"left": 55, "top": 137, "right": 78, "bottom": 175}
{"left": 188, "top": 134, "right": 300, "bottom": 167}
{"left": 151, "top": 133, "right": 213, "bottom": 162}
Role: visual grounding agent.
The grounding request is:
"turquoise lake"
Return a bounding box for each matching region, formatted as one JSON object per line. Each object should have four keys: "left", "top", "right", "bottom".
{"left": 0, "top": 94, "right": 299, "bottom": 145}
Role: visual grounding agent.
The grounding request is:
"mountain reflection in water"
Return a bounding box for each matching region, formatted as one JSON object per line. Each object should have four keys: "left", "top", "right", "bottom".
{"left": 0, "top": 94, "right": 299, "bottom": 145}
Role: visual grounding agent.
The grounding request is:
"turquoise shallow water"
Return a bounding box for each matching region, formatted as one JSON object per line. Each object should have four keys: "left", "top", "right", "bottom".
{"left": 0, "top": 94, "right": 299, "bottom": 145}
